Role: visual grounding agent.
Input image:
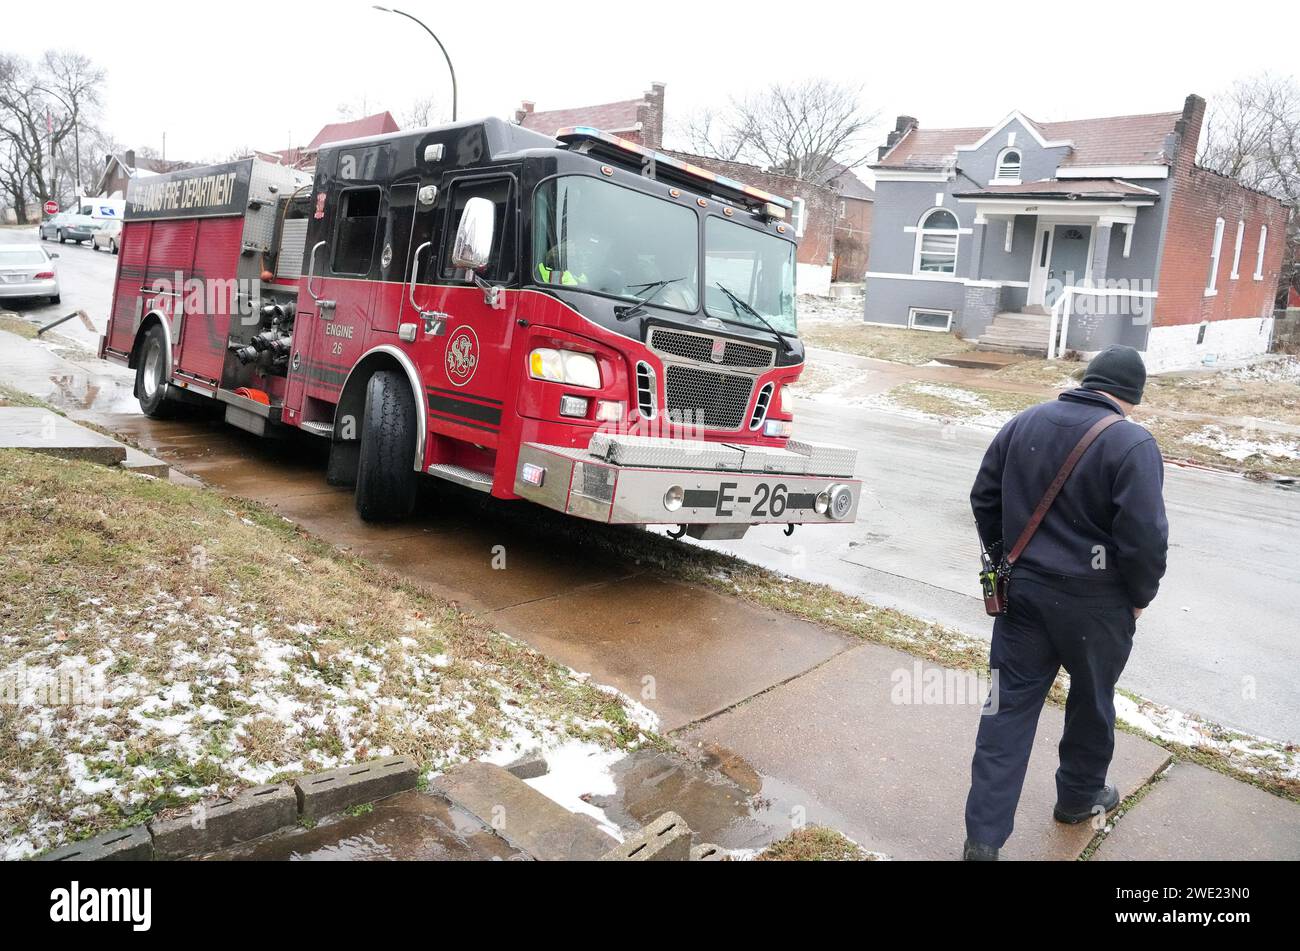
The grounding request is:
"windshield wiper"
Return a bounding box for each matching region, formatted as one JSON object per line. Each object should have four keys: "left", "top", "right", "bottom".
{"left": 616, "top": 277, "right": 683, "bottom": 321}
{"left": 714, "top": 282, "right": 793, "bottom": 354}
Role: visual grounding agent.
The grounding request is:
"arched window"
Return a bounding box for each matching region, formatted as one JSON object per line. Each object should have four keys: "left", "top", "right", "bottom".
{"left": 994, "top": 148, "right": 1022, "bottom": 182}
{"left": 1206, "top": 216, "right": 1225, "bottom": 295}
{"left": 915, "top": 208, "right": 960, "bottom": 275}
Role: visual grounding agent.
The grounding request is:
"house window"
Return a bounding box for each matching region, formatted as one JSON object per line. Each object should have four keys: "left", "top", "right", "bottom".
{"left": 994, "top": 148, "right": 1021, "bottom": 182}
{"left": 914, "top": 208, "right": 959, "bottom": 275}
{"left": 1206, "top": 216, "right": 1225, "bottom": 296}
{"left": 1230, "top": 219, "right": 1244, "bottom": 279}
{"left": 839, "top": 200, "right": 847, "bottom": 220}
{"left": 908, "top": 307, "right": 953, "bottom": 332}
{"left": 791, "top": 197, "right": 807, "bottom": 238}
{"left": 1254, "top": 225, "right": 1268, "bottom": 280}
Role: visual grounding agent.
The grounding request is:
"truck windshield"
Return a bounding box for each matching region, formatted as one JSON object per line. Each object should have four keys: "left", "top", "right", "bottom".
{"left": 533, "top": 176, "right": 699, "bottom": 313}
{"left": 703, "top": 217, "right": 797, "bottom": 335}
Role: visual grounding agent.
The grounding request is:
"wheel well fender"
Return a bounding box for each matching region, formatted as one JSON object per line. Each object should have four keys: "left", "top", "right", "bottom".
{"left": 129, "top": 311, "right": 173, "bottom": 396}
{"left": 334, "top": 346, "right": 427, "bottom": 473}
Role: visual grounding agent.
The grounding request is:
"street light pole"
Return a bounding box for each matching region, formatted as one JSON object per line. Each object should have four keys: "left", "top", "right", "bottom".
{"left": 372, "top": 6, "right": 458, "bottom": 123}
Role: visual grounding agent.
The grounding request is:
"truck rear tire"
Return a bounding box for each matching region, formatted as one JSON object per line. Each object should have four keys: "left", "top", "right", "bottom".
{"left": 355, "top": 369, "right": 419, "bottom": 521}
{"left": 135, "top": 323, "right": 176, "bottom": 419}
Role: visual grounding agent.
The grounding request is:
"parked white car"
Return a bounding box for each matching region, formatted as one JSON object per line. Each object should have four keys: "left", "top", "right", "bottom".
{"left": 92, "top": 219, "right": 122, "bottom": 254}
{"left": 0, "top": 244, "right": 60, "bottom": 304}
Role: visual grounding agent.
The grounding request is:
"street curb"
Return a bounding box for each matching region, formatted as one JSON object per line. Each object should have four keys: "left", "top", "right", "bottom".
{"left": 38, "top": 824, "right": 154, "bottom": 862}
{"left": 33, "top": 755, "right": 418, "bottom": 861}
{"left": 294, "top": 755, "right": 419, "bottom": 822}
{"left": 148, "top": 783, "right": 298, "bottom": 859}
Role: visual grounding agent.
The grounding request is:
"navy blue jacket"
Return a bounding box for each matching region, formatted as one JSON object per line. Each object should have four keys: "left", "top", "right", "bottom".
{"left": 971, "top": 388, "right": 1169, "bottom": 608}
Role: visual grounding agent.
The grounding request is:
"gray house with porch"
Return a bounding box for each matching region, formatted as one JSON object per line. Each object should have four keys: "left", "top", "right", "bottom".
{"left": 863, "top": 95, "right": 1288, "bottom": 370}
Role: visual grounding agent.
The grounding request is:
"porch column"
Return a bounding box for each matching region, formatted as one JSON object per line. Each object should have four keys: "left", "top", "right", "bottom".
{"left": 966, "top": 218, "right": 987, "bottom": 280}
{"left": 1090, "top": 220, "right": 1114, "bottom": 285}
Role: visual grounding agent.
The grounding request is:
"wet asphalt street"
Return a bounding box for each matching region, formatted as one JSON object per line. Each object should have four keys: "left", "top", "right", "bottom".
{"left": 2, "top": 234, "right": 1296, "bottom": 744}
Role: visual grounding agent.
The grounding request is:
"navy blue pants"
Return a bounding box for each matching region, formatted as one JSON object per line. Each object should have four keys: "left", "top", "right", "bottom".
{"left": 965, "top": 571, "right": 1136, "bottom": 848}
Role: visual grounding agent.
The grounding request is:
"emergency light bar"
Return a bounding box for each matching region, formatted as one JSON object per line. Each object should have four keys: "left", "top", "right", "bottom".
{"left": 556, "top": 126, "right": 794, "bottom": 215}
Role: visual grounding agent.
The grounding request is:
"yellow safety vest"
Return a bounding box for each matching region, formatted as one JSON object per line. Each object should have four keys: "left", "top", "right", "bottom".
{"left": 537, "top": 262, "right": 585, "bottom": 286}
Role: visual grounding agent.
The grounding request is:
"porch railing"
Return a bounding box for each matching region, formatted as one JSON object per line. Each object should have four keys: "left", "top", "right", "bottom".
{"left": 1047, "top": 286, "right": 1160, "bottom": 359}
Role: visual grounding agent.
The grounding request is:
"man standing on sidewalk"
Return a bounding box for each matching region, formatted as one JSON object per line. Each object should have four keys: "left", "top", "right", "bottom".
{"left": 963, "top": 346, "right": 1169, "bottom": 861}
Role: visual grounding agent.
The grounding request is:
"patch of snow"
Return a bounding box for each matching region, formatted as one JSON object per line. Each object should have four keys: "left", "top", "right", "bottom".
{"left": 1183, "top": 425, "right": 1300, "bottom": 462}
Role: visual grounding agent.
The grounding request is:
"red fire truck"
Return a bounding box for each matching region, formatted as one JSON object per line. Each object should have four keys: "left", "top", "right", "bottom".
{"left": 100, "top": 118, "right": 860, "bottom": 539}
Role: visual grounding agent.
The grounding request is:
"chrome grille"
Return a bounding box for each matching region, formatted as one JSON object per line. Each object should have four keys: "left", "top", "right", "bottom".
{"left": 635, "top": 361, "right": 657, "bottom": 420}
{"left": 664, "top": 365, "right": 754, "bottom": 431}
{"left": 750, "top": 382, "right": 774, "bottom": 431}
{"left": 650, "top": 328, "right": 775, "bottom": 369}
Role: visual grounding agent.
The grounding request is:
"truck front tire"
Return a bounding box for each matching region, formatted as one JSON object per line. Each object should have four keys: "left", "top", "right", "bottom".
{"left": 355, "top": 369, "right": 419, "bottom": 521}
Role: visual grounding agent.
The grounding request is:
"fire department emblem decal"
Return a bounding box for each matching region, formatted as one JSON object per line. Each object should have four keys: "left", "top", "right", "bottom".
{"left": 446, "top": 326, "right": 479, "bottom": 386}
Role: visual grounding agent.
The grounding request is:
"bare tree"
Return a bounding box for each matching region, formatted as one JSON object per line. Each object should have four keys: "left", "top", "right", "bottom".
{"left": 677, "top": 108, "right": 748, "bottom": 162}
{"left": 0, "top": 50, "right": 107, "bottom": 219}
{"left": 400, "top": 95, "right": 442, "bottom": 129}
{"left": 1201, "top": 74, "right": 1300, "bottom": 297}
{"left": 675, "top": 79, "right": 877, "bottom": 186}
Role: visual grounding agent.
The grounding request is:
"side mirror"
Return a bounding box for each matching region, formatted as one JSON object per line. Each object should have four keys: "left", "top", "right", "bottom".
{"left": 450, "top": 196, "right": 495, "bottom": 272}
{"left": 49, "top": 253, "right": 59, "bottom": 259}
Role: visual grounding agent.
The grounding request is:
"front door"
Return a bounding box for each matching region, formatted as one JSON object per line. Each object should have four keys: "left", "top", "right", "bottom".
{"left": 406, "top": 172, "right": 519, "bottom": 447}
{"left": 1027, "top": 224, "right": 1054, "bottom": 308}
{"left": 1044, "top": 224, "right": 1092, "bottom": 307}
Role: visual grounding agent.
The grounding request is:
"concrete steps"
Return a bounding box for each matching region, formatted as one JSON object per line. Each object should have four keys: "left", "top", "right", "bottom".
{"left": 977, "top": 311, "right": 1051, "bottom": 355}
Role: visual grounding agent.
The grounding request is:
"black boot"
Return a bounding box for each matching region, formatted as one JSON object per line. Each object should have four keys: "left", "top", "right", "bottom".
{"left": 962, "top": 837, "right": 999, "bottom": 861}
{"left": 1053, "top": 783, "right": 1120, "bottom": 824}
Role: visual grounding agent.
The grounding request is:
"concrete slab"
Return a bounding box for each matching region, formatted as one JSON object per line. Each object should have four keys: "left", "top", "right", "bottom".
{"left": 0, "top": 406, "right": 125, "bottom": 466}
{"left": 122, "top": 446, "right": 170, "bottom": 478}
{"left": 433, "top": 761, "right": 616, "bottom": 860}
{"left": 679, "top": 642, "right": 1172, "bottom": 860}
{"left": 1093, "top": 762, "right": 1300, "bottom": 861}
{"left": 493, "top": 576, "right": 857, "bottom": 731}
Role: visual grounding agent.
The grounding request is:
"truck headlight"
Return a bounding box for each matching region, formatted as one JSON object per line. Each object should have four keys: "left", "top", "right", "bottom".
{"left": 529, "top": 348, "right": 601, "bottom": 389}
{"left": 763, "top": 419, "right": 792, "bottom": 438}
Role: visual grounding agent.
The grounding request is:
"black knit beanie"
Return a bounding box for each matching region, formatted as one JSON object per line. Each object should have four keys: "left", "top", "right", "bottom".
{"left": 1081, "top": 345, "right": 1147, "bottom": 405}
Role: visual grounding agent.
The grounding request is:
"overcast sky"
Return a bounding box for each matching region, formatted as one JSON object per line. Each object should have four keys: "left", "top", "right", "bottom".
{"left": 5, "top": 0, "right": 1295, "bottom": 178}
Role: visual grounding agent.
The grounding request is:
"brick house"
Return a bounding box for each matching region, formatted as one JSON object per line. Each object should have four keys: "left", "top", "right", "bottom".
{"left": 95, "top": 150, "right": 197, "bottom": 199}
{"left": 865, "top": 95, "right": 1289, "bottom": 370}
{"left": 514, "top": 83, "right": 871, "bottom": 296}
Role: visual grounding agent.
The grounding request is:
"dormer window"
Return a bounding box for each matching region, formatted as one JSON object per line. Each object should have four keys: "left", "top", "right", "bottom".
{"left": 994, "top": 148, "right": 1021, "bottom": 183}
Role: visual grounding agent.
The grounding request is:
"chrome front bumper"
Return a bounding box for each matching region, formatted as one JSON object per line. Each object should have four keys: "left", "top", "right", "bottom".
{"left": 514, "top": 433, "right": 860, "bottom": 532}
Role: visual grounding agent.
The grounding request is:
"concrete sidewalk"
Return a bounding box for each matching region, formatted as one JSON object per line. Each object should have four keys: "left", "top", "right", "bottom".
{"left": 2, "top": 327, "right": 1295, "bottom": 861}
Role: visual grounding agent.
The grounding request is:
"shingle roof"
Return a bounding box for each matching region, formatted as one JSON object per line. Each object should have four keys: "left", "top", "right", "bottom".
{"left": 876, "top": 110, "right": 1180, "bottom": 169}
{"left": 307, "top": 112, "right": 400, "bottom": 150}
{"left": 519, "top": 99, "right": 642, "bottom": 136}
{"left": 822, "top": 160, "right": 875, "bottom": 201}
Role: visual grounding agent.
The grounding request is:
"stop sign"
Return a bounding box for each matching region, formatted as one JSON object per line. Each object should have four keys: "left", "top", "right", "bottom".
{"left": 43, "top": 200, "right": 59, "bottom": 216}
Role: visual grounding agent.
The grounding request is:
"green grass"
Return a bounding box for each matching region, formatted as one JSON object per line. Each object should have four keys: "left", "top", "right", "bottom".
{"left": 757, "top": 826, "right": 878, "bottom": 861}
{"left": 801, "top": 322, "right": 974, "bottom": 366}
{"left": 0, "top": 449, "right": 652, "bottom": 858}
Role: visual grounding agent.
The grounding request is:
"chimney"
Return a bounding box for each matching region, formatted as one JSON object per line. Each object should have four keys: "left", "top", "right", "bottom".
{"left": 124, "top": 149, "right": 136, "bottom": 170}
{"left": 639, "top": 82, "right": 667, "bottom": 150}
{"left": 1171, "top": 94, "right": 1207, "bottom": 171}
{"left": 878, "top": 116, "right": 918, "bottom": 160}
{"left": 514, "top": 100, "right": 535, "bottom": 125}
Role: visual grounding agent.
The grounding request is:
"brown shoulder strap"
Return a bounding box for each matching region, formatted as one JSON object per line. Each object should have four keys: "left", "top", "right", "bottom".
{"left": 1006, "top": 413, "right": 1124, "bottom": 566}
